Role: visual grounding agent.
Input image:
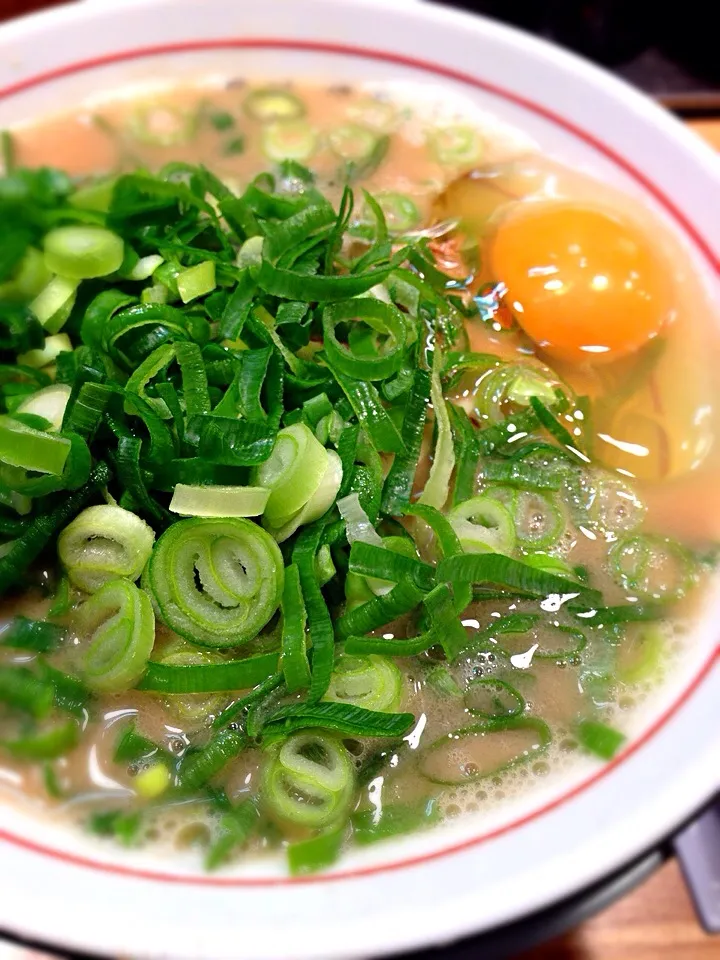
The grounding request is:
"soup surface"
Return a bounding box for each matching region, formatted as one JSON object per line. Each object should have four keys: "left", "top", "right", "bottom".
{"left": 0, "top": 79, "right": 718, "bottom": 874}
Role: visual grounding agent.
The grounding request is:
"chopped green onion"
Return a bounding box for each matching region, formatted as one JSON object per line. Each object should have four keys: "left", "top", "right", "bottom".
{"left": 36, "top": 662, "right": 90, "bottom": 717}
{"left": 74, "top": 578, "right": 155, "bottom": 693}
{"left": 169, "top": 484, "right": 270, "bottom": 518}
{"left": 292, "top": 519, "right": 336, "bottom": 702}
{"left": 262, "top": 121, "right": 316, "bottom": 162}
{"left": 0, "top": 414, "right": 71, "bottom": 475}
{"left": 2, "top": 720, "right": 79, "bottom": 761}
{"left": 608, "top": 535, "right": 694, "bottom": 601}
{"left": 328, "top": 124, "right": 379, "bottom": 162}
{"left": 280, "top": 563, "right": 310, "bottom": 693}
{"left": 375, "top": 193, "right": 421, "bottom": 233}
{"left": 448, "top": 496, "right": 516, "bottom": 556}
{"left": 287, "top": 823, "right": 346, "bottom": 876}
{"left": 431, "top": 125, "right": 483, "bottom": 165}
{"left": 16, "top": 384, "right": 72, "bottom": 431}
{"left": 206, "top": 799, "right": 260, "bottom": 871}
{"left": 224, "top": 135, "right": 246, "bottom": 156}
{"left": 17, "top": 333, "right": 73, "bottom": 370}
{"left": 58, "top": 504, "right": 155, "bottom": 593}
{"left": 114, "top": 722, "right": 169, "bottom": 767}
{"left": 1, "top": 129, "right": 15, "bottom": 173}
{"left": 437, "top": 553, "right": 601, "bottom": 604}
{"left": 576, "top": 719, "right": 626, "bottom": 760}
{"left": 323, "top": 298, "right": 407, "bottom": 381}
{"left": 262, "top": 700, "right": 414, "bottom": 743}
{"left": 254, "top": 424, "right": 342, "bottom": 540}
{"left": 494, "top": 487, "right": 565, "bottom": 550}
{"left": 127, "top": 104, "right": 196, "bottom": 146}
{"left": 134, "top": 762, "right": 171, "bottom": 799}
{"left": 209, "top": 111, "right": 235, "bottom": 132}
{"left": 30, "top": 276, "right": 78, "bottom": 333}
{"left": 176, "top": 728, "right": 248, "bottom": 793}
{"left": 137, "top": 651, "right": 278, "bottom": 693}
{"left": 244, "top": 89, "right": 305, "bottom": 122}
{"left": 325, "top": 653, "right": 403, "bottom": 712}
{"left": 127, "top": 254, "right": 164, "bottom": 281}
{"left": 0, "top": 461, "right": 111, "bottom": 594}
{"left": 464, "top": 678, "right": 525, "bottom": 719}
{"left": 87, "top": 810, "right": 142, "bottom": 846}
{"left": 0, "top": 667, "right": 54, "bottom": 718}
{"left": 146, "top": 517, "right": 284, "bottom": 648}
{"left": 419, "top": 717, "right": 551, "bottom": 784}
{"left": 69, "top": 178, "right": 115, "bottom": 213}
{"left": 351, "top": 800, "right": 440, "bottom": 845}
{"left": 425, "top": 665, "right": 463, "bottom": 699}
{"left": 176, "top": 261, "right": 216, "bottom": 304}
{"left": 337, "top": 492, "right": 383, "bottom": 548}
{"left": 418, "top": 360, "right": 454, "bottom": 511}
{"left": 261, "top": 733, "right": 355, "bottom": 828}
{"left": 0, "top": 616, "right": 65, "bottom": 654}
{"left": 44, "top": 226, "right": 124, "bottom": 280}
{"left": 617, "top": 623, "right": 666, "bottom": 684}
{"left": 381, "top": 369, "right": 431, "bottom": 515}
{"left": 335, "top": 580, "right": 426, "bottom": 641}
{"left": 348, "top": 540, "right": 436, "bottom": 592}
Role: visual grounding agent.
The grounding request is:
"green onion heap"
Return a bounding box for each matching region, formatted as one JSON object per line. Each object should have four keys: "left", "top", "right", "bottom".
{"left": 0, "top": 159, "right": 702, "bottom": 874}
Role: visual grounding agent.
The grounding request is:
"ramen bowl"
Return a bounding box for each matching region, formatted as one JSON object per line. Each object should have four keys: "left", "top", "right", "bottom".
{"left": 0, "top": 0, "right": 719, "bottom": 957}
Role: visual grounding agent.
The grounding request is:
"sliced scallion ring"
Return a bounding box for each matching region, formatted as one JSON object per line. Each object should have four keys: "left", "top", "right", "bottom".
{"left": 608, "top": 534, "right": 694, "bottom": 601}
{"left": 146, "top": 517, "right": 284, "bottom": 648}
{"left": 262, "top": 121, "right": 317, "bottom": 162}
{"left": 473, "top": 362, "right": 562, "bottom": 424}
{"left": 375, "top": 193, "right": 421, "bottom": 233}
{"left": 58, "top": 504, "right": 155, "bottom": 593}
{"left": 586, "top": 472, "right": 646, "bottom": 535}
{"left": 464, "top": 678, "right": 525, "bottom": 719}
{"left": 266, "top": 450, "right": 343, "bottom": 543}
{"left": 262, "top": 733, "right": 355, "bottom": 828}
{"left": 448, "top": 495, "right": 516, "bottom": 555}
{"left": 484, "top": 486, "right": 565, "bottom": 551}
{"left": 43, "top": 226, "right": 125, "bottom": 280}
{"left": 244, "top": 89, "right": 306, "bottom": 122}
{"left": 418, "top": 717, "right": 551, "bottom": 785}
{"left": 253, "top": 423, "right": 330, "bottom": 529}
{"left": 323, "top": 298, "right": 407, "bottom": 381}
{"left": 328, "top": 124, "right": 379, "bottom": 162}
{"left": 74, "top": 578, "right": 155, "bottom": 693}
{"left": 127, "top": 104, "right": 197, "bottom": 146}
{"left": 325, "top": 653, "right": 403, "bottom": 712}
{"left": 431, "top": 125, "right": 483, "bottom": 166}
{"left": 346, "top": 98, "right": 399, "bottom": 133}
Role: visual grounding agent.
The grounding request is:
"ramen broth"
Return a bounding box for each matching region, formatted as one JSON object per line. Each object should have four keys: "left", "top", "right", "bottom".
{"left": 0, "top": 79, "right": 718, "bottom": 870}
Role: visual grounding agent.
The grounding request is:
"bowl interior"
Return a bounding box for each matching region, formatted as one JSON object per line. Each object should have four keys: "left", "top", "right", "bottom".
{"left": 0, "top": 2, "right": 719, "bottom": 958}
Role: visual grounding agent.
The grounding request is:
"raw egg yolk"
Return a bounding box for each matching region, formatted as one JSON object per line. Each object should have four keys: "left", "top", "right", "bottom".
{"left": 488, "top": 202, "right": 671, "bottom": 364}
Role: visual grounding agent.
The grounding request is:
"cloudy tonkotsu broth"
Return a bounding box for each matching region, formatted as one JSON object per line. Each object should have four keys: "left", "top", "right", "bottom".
{"left": 0, "top": 78, "right": 717, "bottom": 873}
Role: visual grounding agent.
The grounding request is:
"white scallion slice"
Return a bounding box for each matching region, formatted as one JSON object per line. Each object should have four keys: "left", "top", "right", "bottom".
{"left": 169, "top": 484, "right": 270, "bottom": 518}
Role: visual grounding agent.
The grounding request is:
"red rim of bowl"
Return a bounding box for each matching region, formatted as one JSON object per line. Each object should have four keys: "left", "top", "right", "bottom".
{"left": 0, "top": 37, "right": 718, "bottom": 889}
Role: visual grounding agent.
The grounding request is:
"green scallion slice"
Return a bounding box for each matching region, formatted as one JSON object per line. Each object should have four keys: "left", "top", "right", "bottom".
{"left": 44, "top": 226, "right": 124, "bottom": 280}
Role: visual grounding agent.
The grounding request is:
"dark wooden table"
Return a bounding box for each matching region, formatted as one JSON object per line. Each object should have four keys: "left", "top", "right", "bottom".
{"left": 1, "top": 2, "right": 719, "bottom": 958}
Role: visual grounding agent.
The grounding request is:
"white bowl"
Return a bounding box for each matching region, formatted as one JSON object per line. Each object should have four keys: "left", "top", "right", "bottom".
{"left": 1, "top": 2, "right": 719, "bottom": 958}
